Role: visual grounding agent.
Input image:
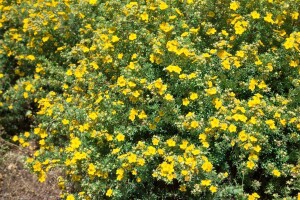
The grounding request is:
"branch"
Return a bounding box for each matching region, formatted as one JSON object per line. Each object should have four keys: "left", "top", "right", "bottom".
{"left": 0, "top": 137, "right": 24, "bottom": 151}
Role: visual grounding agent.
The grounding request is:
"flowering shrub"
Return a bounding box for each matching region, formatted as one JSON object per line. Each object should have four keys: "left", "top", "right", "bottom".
{"left": 1, "top": 0, "right": 300, "bottom": 199}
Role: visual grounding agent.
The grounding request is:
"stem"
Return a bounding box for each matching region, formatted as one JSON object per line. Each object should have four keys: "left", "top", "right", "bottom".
{"left": 242, "top": 171, "right": 244, "bottom": 189}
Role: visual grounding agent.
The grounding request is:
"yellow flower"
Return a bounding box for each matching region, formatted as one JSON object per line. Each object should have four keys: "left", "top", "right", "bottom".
{"left": 188, "top": 73, "right": 197, "bottom": 79}
{"left": 112, "top": 148, "right": 120, "bottom": 154}
{"left": 220, "top": 123, "right": 228, "bottom": 130}
{"left": 165, "top": 65, "right": 182, "bottom": 74}
{"left": 179, "top": 185, "right": 187, "bottom": 192}
{"left": 129, "top": 108, "right": 138, "bottom": 121}
{"left": 198, "top": 134, "right": 206, "bottom": 142}
{"left": 238, "top": 130, "right": 248, "bottom": 142}
{"left": 291, "top": 12, "right": 299, "bottom": 20}
{"left": 248, "top": 192, "right": 260, "bottom": 200}
{"left": 70, "top": 137, "right": 81, "bottom": 149}
{"left": 62, "top": 119, "right": 69, "bottom": 125}
{"left": 159, "top": 1, "right": 168, "bottom": 10}
{"left": 145, "top": 146, "right": 156, "bottom": 155}
{"left": 126, "top": 2, "right": 138, "bottom": 8}
{"left": 116, "top": 168, "right": 124, "bottom": 181}
{"left": 249, "top": 153, "right": 258, "bottom": 161}
{"left": 129, "top": 33, "right": 137, "bottom": 41}
{"left": 160, "top": 22, "right": 174, "bottom": 33}
{"left": 190, "top": 121, "right": 199, "bottom": 128}
{"left": 74, "top": 67, "right": 86, "bottom": 78}
{"left": 249, "top": 136, "right": 257, "bottom": 142}
{"left": 255, "top": 59, "right": 262, "bottom": 66}
{"left": 258, "top": 81, "right": 267, "bottom": 89}
{"left": 66, "top": 69, "right": 72, "bottom": 76}
{"left": 230, "top": 1, "right": 240, "bottom": 11}
{"left": 12, "top": 135, "right": 19, "bottom": 142}
{"left": 201, "top": 179, "right": 211, "bottom": 186}
{"left": 251, "top": 11, "right": 260, "bottom": 19}
{"left": 205, "top": 87, "right": 217, "bottom": 95}
{"left": 164, "top": 93, "right": 174, "bottom": 101}
{"left": 88, "top": 163, "right": 96, "bottom": 175}
{"left": 160, "top": 161, "right": 174, "bottom": 176}
{"left": 117, "top": 76, "right": 126, "bottom": 87}
{"left": 26, "top": 55, "right": 35, "bottom": 61}
{"left": 89, "top": 112, "right": 98, "bottom": 120}
{"left": 202, "top": 161, "right": 213, "bottom": 172}
{"left": 265, "top": 119, "right": 276, "bottom": 129}
{"left": 186, "top": 112, "right": 195, "bottom": 119}
{"left": 66, "top": 194, "right": 75, "bottom": 200}
{"left": 128, "top": 153, "right": 137, "bottom": 163}
{"left": 206, "top": 28, "right": 216, "bottom": 35}
{"left": 182, "top": 98, "right": 190, "bottom": 106}
{"left": 140, "top": 13, "right": 149, "bottom": 22}
{"left": 214, "top": 98, "right": 222, "bottom": 109}
{"left": 106, "top": 188, "right": 113, "bottom": 197}
{"left": 179, "top": 141, "right": 188, "bottom": 150}
{"left": 33, "top": 161, "right": 42, "bottom": 172}
{"left": 151, "top": 138, "right": 159, "bottom": 147}
{"left": 166, "top": 138, "right": 176, "bottom": 147}
{"left": 190, "top": 92, "right": 198, "bottom": 100}
{"left": 209, "top": 185, "right": 218, "bottom": 193}
{"left": 232, "top": 114, "right": 248, "bottom": 122}
{"left": 247, "top": 160, "right": 255, "bottom": 170}
{"left": 253, "top": 145, "right": 261, "bottom": 153}
{"left": 210, "top": 117, "right": 220, "bottom": 128}
{"left": 66, "top": 97, "right": 72, "bottom": 103}
{"left": 234, "top": 51, "right": 244, "bottom": 59}
{"left": 249, "top": 79, "right": 258, "bottom": 91}
{"left": 289, "top": 60, "right": 298, "bottom": 67}
{"left": 234, "top": 21, "right": 247, "bottom": 35}
{"left": 111, "top": 35, "right": 120, "bottom": 43}
{"left": 132, "top": 90, "right": 140, "bottom": 97}
{"left": 190, "top": 27, "right": 200, "bottom": 34}
{"left": 118, "top": 53, "right": 123, "bottom": 59}
{"left": 116, "top": 133, "right": 125, "bottom": 142}
{"left": 228, "top": 124, "right": 237, "bottom": 132}
{"left": 221, "top": 30, "right": 229, "bottom": 36}
{"left": 89, "top": 0, "right": 97, "bottom": 5}
{"left": 24, "top": 132, "right": 30, "bottom": 138}
{"left": 138, "top": 158, "right": 145, "bottom": 166}
{"left": 72, "top": 151, "right": 87, "bottom": 164}
{"left": 181, "top": 169, "right": 188, "bottom": 176}
{"left": 221, "top": 58, "right": 231, "bottom": 70}
{"left": 272, "top": 169, "right": 281, "bottom": 177}
{"left": 284, "top": 37, "right": 295, "bottom": 49}
{"left": 138, "top": 110, "right": 147, "bottom": 119}
{"left": 264, "top": 12, "right": 274, "bottom": 24}
{"left": 181, "top": 32, "right": 189, "bottom": 37}
{"left": 23, "top": 92, "right": 29, "bottom": 99}
{"left": 38, "top": 170, "right": 47, "bottom": 183}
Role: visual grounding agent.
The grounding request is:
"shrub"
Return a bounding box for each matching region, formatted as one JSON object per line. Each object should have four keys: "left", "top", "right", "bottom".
{"left": 1, "top": 0, "right": 300, "bottom": 199}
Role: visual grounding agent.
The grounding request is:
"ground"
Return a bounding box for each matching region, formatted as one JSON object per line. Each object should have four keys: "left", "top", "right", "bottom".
{"left": 0, "top": 138, "right": 61, "bottom": 200}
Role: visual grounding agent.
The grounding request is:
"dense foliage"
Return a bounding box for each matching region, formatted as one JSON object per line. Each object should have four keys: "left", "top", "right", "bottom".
{"left": 1, "top": 0, "right": 300, "bottom": 199}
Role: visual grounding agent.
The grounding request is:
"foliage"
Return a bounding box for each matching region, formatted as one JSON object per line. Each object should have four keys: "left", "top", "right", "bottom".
{"left": 1, "top": 0, "right": 300, "bottom": 199}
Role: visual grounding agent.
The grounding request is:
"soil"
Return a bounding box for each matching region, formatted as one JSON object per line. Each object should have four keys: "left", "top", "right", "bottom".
{"left": 0, "top": 139, "right": 61, "bottom": 200}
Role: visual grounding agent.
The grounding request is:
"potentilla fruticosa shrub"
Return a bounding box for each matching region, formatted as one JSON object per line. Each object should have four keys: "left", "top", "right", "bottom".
{"left": 1, "top": 0, "right": 300, "bottom": 199}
